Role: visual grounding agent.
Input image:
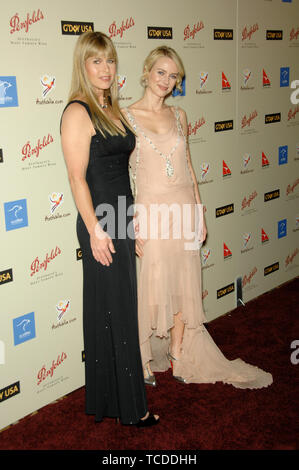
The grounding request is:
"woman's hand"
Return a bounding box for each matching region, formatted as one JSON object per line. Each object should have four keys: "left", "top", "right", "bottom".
{"left": 133, "top": 214, "right": 146, "bottom": 257}
{"left": 90, "top": 223, "right": 116, "bottom": 266}
{"left": 135, "top": 236, "right": 145, "bottom": 257}
{"left": 202, "top": 219, "right": 207, "bottom": 243}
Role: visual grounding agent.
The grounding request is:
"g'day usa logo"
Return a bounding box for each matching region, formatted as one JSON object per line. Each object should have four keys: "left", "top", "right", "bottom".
{"left": 4, "top": 199, "right": 28, "bottom": 231}
{"left": 0, "top": 268, "right": 13, "bottom": 286}
{"left": 0, "top": 76, "right": 18, "bottom": 107}
{"left": 61, "top": 21, "right": 94, "bottom": 35}
{"left": 0, "top": 381, "right": 20, "bottom": 403}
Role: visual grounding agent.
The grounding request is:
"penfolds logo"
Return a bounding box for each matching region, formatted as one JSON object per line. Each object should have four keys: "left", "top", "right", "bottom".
{"left": 242, "top": 267, "right": 257, "bottom": 287}
{"left": 241, "top": 110, "right": 258, "bottom": 128}
{"left": 109, "top": 17, "right": 134, "bottom": 39}
{"left": 37, "top": 352, "right": 67, "bottom": 385}
{"left": 285, "top": 248, "right": 299, "bottom": 268}
{"left": 184, "top": 21, "right": 204, "bottom": 40}
{"left": 241, "top": 190, "right": 257, "bottom": 210}
{"left": 287, "top": 105, "right": 299, "bottom": 121}
{"left": 10, "top": 10, "right": 44, "bottom": 34}
{"left": 242, "top": 23, "right": 259, "bottom": 41}
{"left": 290, "top": 27, "right": 299, "bottom": 41}
{"left": 286, "top": 178, "right": 299, "bottom": 196}
{"left": 22, "top": 134, "right": 53, "bottom": 161}
{"left": 188, "top": 117, "right": 206, "bottom": 136}
{"left": 30, "top": 246, "right": 61, "bottom": 276}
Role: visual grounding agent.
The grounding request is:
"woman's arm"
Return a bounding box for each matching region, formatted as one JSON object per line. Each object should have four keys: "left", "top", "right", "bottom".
{"left": 61, "top": 103, "right": 115, "bottom": 265}
{"left": 179, "top": 107, "right": 207, "bottom": 241}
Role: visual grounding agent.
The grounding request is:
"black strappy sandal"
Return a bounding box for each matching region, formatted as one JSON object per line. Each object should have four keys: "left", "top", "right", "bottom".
{"left": 136, "top": 412, "right": 159, "bottom": 428}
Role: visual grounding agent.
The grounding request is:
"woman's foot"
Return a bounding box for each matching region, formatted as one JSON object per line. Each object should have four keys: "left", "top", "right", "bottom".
{"left": 166, "top": 348, "right": 186, "bottom": 384}
{"left": 143, "top": 362, "right": 156, "bottom": 387}
{"left": 136, "top": 411, "right": 159, "bottom": 427}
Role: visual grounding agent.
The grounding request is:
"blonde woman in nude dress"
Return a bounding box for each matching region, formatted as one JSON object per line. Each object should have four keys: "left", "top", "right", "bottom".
{"left": 124, "top": 46, "right": 272, "bottom": 390}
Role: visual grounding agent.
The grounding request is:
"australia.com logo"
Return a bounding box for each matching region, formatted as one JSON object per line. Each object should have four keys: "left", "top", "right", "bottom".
{"left": 4, "top": 199, "right": 28, "bottom": 231}
{"left": 0, "top": 76, "right": 18, "bottom": 107}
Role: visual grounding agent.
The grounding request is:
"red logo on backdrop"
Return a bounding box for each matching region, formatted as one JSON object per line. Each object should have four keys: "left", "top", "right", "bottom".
{"left": 241, "top": 190, "right": 258, "bottom": 210}
{"left": 223, "top": 243, "right": 232, "bottom": 259}
{"left": 109, "top": 17, "right": 134, "bottom": 38}
{"left": 285, "top": 248, "right": 299, "bottom": 268}
{"left": 263, "top": 69, "right": 271, "bottom": 87}
{"left": 10, "top": 10, "right": 44, "bottom": 34}
{"left": 242, "top": 23, "right": 259, "bottom": 41}
{"left": 188, "top": 118, "right": 206, "bottom": 136}
{"left": 242, "top": 267, "right": 257, "bottom": 287}
{"left": 184, "top": 21, "right": 204, "bottom": 40}
{"left": 290, "top": 28, "right": 299, "bottom": 41}
{"left": 262, "top": 151, "right": 270, "bottom": 167}
{"left": 37, "top": 352, "right": 67, "bottom": 385}
{"left": 222, "top": 72, "right": 231, "bottom": 91}
{"left": 30, "top": 246, "right": 61, "bottom": 276}
{"left": 241, "top": 110, "right": 258, "bottom": 128}
{"left": 287, "top": 105, "right": 299, "bottom": 121}
{"left": 286, "top": 178, "right": 299, "bottom": 195}
{"left": 223, "top": 160, "right": 231, "bottom": 177}
{"left": 22, "top": 134, "right": 53, "bottom": 161}
{"left": 261, "top": 228, "right": 269, "bottom": 243}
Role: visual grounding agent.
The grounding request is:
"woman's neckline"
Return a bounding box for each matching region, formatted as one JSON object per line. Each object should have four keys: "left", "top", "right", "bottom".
{"left": 69, "top": 99, "right": 127, "bottom": 135}
{"left": 127, "top": 106, "right": 176, "bottom": 137}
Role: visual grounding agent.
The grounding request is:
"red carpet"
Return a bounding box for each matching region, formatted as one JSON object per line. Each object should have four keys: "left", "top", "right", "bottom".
{"left": 0, "top": 278, "right": 298, "bottom": 451}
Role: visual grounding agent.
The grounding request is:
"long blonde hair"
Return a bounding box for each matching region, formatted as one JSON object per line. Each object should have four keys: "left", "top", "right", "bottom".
{"left": 141, "top": 46, "right": 185, "bottom": 93}
{"left": 68, "top": 31, "right": 127, "bottom": 137}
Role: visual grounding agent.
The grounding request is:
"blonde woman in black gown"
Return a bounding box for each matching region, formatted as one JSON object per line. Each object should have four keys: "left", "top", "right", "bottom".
{"left": 61, "top": 31, "right": 159, "bottom": 426}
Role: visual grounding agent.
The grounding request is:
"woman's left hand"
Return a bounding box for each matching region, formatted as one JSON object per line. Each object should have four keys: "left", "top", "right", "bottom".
{"left": 202, "top": 220, "right": 207, "bottom": 242}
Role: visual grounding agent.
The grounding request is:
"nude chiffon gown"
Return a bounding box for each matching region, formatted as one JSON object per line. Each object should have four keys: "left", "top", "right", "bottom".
{"left": 125, "top": 106, "right": 273, "bottom": 389}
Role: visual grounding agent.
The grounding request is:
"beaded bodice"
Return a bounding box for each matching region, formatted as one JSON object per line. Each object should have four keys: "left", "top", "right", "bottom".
{"left": 125, "top": 106, "right": 192, "bottom": 198}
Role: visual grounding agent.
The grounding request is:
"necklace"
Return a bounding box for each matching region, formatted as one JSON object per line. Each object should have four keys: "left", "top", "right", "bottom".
{"left": 99, "top": 97, "right": 108, "bottom": 109}
{"left": 137, "top": 126, "right": 178, "bottom": 178}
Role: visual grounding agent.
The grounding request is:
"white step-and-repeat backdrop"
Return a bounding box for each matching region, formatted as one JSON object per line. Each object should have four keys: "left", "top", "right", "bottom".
{"left": 1, "top": 0, "right": 298, "bottom": 430}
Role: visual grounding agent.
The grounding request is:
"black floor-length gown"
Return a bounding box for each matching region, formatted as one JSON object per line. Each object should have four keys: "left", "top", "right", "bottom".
{"left": 63, "top": 100, "right": 148, "bottom": 424}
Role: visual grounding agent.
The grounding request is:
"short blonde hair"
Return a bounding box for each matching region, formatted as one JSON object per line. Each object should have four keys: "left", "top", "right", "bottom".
{"left": 68, "top": 31, "right": 127, "bottom": 136}
{"left": 141, "top": 46, "right": 185, "bottom": 93}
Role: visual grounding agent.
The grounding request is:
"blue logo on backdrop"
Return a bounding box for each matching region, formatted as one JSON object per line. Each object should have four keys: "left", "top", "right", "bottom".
{"left": 282, "top": 0, "right": 292, "bottom": 3}
{"left": 280, "top": 67, "right": 289, "bottom": 87}
{"left": 4, "top": 199, "right": 28, "bottom": 231}
{"left": 0, "top": 76, "right": 18, "bottom": 107}
{"left": 172, "top": 76, "right": 186, "bottom": 97}
{"left": 13, "top": 312, "right": 36, "bottom": 346}
{"left": 278, "top": 219, "right": 287, "bottom": 239}
{"left": 278, "top": 145, "right": 288, "bottom": 165}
